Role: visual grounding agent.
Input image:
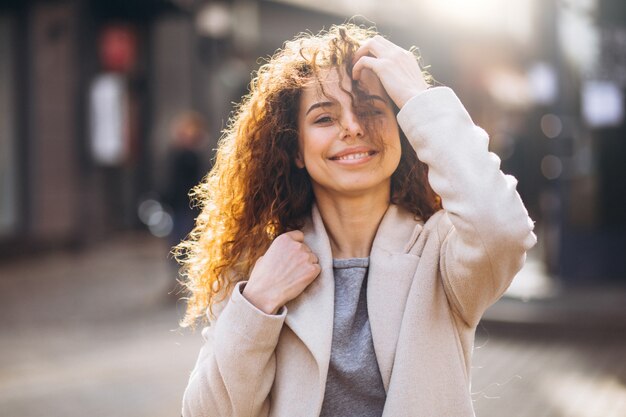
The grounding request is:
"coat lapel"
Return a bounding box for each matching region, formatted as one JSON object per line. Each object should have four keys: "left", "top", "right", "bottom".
{"left": 284, "top": 205, "right": 335, "bottom": 390}
{"left": 283, "top": 204, "right": 423, "bottom": 394}
{"left": 367, "top": 205, "right": 423, "bottom": 392}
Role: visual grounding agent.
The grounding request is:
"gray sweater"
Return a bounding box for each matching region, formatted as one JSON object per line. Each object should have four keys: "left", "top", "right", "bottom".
{"left": 319, "top": 257, "right": 386, "bottom": 417}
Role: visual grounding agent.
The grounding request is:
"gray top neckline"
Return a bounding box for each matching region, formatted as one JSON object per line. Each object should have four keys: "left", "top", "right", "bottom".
{"left": 332, "top": 257, "right": 370, "bottom": 269}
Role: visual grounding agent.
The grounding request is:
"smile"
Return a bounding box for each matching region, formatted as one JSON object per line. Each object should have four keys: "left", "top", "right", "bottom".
{"left": 329, "top": 151, "right": 377, "bottom": 161}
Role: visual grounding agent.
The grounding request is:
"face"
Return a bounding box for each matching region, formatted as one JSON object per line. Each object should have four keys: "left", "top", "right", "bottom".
{"left": 296, "top": 68, "right": 401, "bottom": 201}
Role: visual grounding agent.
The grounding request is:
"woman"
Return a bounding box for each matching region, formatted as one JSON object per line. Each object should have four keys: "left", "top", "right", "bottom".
{"left": 178, "top": 24, "right": 536, "bottom": 417}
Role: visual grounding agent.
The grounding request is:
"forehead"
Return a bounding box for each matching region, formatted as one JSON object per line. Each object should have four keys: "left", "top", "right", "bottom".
{"left": 300, "top": 67, "right": 388, "bottom": 103}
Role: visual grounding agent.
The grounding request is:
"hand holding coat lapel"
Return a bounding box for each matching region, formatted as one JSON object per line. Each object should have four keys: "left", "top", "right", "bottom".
{"left": 284, "top": 205, "right": 335, "bottom": 391}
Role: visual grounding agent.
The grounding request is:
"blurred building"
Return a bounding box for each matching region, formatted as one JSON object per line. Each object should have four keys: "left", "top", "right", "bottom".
{"left": 0, "top": 0, "right": 186, "bottom": 253}
{"left": 0, "top": 0, "right": 339, "bottom": 254}
{"left": 0, "top": 0, "right": 624, "bottom": 286}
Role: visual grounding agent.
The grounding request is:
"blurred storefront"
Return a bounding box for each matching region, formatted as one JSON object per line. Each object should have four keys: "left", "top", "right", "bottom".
{"left": 1, "top": 0, "right": 624, "bottom": 285}
{"left": 0, "top": 0, "right": 340, "bottom": 256}
{"left": 0, "top": 0, "right": 183, "bottom": 254}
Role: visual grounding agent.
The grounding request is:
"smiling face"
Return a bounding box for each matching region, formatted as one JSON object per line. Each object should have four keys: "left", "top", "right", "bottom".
{"left": 296, "top": 68, "right": 401, "bottom": 202}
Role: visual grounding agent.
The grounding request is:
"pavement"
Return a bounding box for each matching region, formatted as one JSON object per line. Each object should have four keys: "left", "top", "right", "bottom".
{"left": 0, "top": 232, "right": 202, "bottom": 417}
{"left": 0, "top": 232, "right": 625, "bottom": 417}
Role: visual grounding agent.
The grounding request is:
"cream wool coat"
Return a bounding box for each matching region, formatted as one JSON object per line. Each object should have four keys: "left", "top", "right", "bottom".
{"left": 182, "top": 87, "right": 537, "bottom": 417}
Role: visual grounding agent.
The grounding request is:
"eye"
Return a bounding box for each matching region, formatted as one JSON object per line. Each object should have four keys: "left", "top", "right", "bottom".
{"left": 357, "top": 108, "right": 384, "bottom": 118}
{"left": 314, "top": 116, "right": 334, "bottom": 124}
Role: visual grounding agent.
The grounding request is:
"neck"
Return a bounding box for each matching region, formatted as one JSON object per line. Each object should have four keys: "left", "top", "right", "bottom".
{"left": 314, "top": 187, "right": 391, "bottom": 259}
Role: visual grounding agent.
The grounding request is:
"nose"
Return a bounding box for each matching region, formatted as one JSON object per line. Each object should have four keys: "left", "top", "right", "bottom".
{"left": 340, "top": 109, "right": 364, "bottom": 141}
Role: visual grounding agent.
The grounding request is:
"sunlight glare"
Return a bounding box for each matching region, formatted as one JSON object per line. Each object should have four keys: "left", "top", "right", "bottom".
{"left": 418, "top": 0, "right": 534, "bottom": 44}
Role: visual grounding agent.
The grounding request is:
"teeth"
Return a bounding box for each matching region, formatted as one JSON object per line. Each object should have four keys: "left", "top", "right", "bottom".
{"left": 337, "top": 152, "right": 371, "bottom": 160}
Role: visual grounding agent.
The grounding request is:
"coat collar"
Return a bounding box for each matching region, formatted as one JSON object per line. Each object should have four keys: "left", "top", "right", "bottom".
{"left": 367, "top": 205, "right": 423, "bottom": 392}
{"left": 284, "top": 205, "right": 335, "bottom": 390}
{"left": 284, "top": 203, "right": 423, "bottom": 393}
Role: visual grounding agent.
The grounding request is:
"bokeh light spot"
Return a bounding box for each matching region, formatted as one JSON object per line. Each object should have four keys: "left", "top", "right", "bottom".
{"left": 541, "top": 155, "right": 563, "bottom": 180}
{"left": 541, "top": 113, "right": 563, "bottom": 138}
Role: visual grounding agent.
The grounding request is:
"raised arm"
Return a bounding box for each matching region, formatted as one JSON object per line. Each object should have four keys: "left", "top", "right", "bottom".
{"left": 397, "top": 87, "right": 536, "bottom": 326}
{"left": 353, "top": 37, "right": 536, "bottom": 327}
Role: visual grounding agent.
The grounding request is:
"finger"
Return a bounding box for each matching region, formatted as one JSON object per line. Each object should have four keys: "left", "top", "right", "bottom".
{"left": 352, "top": 36, "right": 392, "bottom": 64}
{"left": 312, "top": 263, "right": 322, "bottom": 276}
{"left": 352, "top": 55, "right": 382, "bottom": 81}
{"left": 284, "top": 229, "right": 304, "bottom": 242}
{"left": 309, "top": 252, "right": 319, "bottom": 264}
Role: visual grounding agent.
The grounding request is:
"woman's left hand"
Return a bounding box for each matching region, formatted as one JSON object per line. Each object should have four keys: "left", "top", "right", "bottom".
{"left": 352, "top": 35, "right": 429, "bottom": 109}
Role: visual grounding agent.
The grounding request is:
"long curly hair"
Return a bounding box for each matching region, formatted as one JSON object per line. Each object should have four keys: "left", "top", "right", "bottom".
{"left": 175, "top": 24, "right": 442, "bottom": 327}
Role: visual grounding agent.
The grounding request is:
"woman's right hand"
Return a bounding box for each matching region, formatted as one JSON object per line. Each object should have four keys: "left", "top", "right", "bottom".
{"left": 242, "top": 230, "right": 321, "bottom": 314}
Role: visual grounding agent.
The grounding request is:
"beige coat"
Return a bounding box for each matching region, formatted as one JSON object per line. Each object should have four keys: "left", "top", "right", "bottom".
{"left": 182, "top": 87, "right": 537, "bottom": 417}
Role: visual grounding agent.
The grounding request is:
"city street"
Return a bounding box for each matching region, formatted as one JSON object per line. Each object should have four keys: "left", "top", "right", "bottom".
{"left": 2, "top": 1, "right": 625, "bottom": 416}
{"left": 0, "top": 233, "right": 625, "bottom": 417}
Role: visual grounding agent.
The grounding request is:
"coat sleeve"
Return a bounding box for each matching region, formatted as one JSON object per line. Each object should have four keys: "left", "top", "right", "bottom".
{"left": 397, "top": 87, "right": 537, "bottom": 327}
{"left": 182, "top": 281, "right": 287, "bottom": 417}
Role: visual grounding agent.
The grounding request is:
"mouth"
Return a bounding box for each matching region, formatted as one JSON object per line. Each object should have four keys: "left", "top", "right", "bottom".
{"left": 328, "top": 150, "right": 378, "bottom": 161}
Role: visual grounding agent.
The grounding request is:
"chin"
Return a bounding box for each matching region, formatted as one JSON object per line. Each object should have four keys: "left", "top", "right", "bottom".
{"left": 334, "top": 178, "right": 392, "bottom": 197}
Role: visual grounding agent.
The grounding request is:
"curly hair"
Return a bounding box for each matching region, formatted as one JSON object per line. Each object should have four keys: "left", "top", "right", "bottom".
{"left": 175, "top": 24, "right": 442, "bottom": 327}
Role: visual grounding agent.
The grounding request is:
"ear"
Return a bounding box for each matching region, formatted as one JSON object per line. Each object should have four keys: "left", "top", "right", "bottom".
{"left": 295, "top": 151, "right": 305, "bottom": 169}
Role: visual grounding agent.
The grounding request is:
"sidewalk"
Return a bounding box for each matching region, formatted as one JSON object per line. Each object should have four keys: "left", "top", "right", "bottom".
{"left": 0, "top": 232, "right": 202, "bottom": 417}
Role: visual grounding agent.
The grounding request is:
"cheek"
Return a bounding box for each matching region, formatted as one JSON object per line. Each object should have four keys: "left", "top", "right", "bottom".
{"left": 297, "top": 131, "right": 322, "bottom": 169}
{"left": 388, "top": 140, "right": 402, "bottom": 171}
{"left": 383, "top": 128, "right": 403, "bottom": 173}
{"left": 299, "top": 128, "right": 334, "bottom": 163}
{"left": 384, "top": 124, "right": 402, "bottom": 154}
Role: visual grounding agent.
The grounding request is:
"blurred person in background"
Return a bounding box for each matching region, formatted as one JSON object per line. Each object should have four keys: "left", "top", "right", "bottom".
{"left": 165, "top": 111, "right": 206, "bottom": 274}
{"left": 176, "top": 24, "right": 536, "bottom": 417}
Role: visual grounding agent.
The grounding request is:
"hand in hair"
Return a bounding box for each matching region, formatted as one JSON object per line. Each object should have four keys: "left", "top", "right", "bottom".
{"left": 352, "top": 35, "right": 429, "bottom": 109}
{"left": 242, "top": 230, "right": 321, "bottom": 315}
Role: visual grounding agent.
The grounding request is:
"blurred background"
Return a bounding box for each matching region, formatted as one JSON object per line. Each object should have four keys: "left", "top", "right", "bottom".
{"left": 0, "top": 0, "right": 624, "bottom": 416}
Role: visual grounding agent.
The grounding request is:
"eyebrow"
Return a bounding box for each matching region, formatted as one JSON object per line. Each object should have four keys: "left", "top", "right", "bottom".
{"left": 305, "top": 95, "right": 388, "bottom": 116}
{"left": 305, "top": 101, "right": 335, "bottom": 116}
{"left": 363, "top": 95, "right": 388, "bottom": 105}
